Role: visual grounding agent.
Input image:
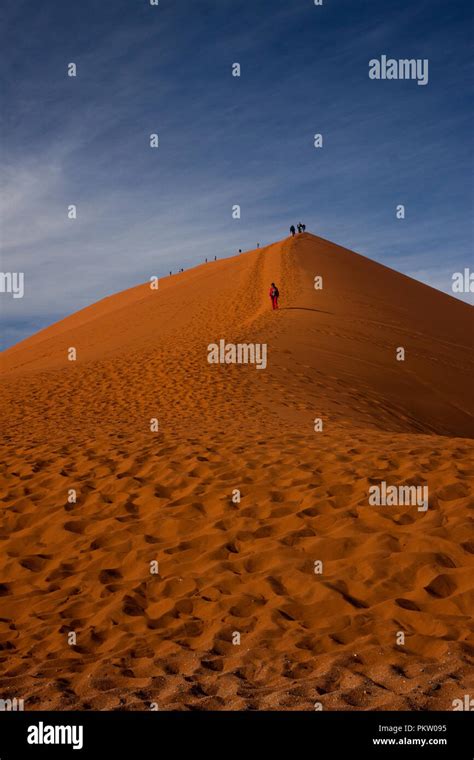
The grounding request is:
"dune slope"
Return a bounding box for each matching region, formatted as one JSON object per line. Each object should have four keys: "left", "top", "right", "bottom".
{"left": 1, "top": 233, "right": 473, "bottom": 710}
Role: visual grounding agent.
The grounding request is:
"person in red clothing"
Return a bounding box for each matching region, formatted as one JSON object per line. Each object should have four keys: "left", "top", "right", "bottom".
{"left": 269, "top": 282, "right": 279, "bottom": 310}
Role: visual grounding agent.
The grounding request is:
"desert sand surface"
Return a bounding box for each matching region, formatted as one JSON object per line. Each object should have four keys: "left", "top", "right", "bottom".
{"left": 1, "top": 232, "right": 473, "bottom": 710}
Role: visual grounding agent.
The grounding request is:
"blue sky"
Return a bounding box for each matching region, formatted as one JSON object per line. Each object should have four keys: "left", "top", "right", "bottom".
{"left": 1, "top": 0, "right": 472, "bottom": 349}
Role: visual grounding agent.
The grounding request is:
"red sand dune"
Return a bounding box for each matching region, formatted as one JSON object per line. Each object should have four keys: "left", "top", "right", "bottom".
{"left": 1, "top": 232, "right": 473, "bottom": 710}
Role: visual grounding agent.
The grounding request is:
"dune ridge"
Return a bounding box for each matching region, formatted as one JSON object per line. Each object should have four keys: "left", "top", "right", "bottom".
{"left": 1, "top": 232, "right": 473, "bottom": 710}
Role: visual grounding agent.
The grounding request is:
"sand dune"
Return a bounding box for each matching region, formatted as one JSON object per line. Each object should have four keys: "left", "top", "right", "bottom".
{"left": 1, "top": 232, "right": 473, "bottom": 710}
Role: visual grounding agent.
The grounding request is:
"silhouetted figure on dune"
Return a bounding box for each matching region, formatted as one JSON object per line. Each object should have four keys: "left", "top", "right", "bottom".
{"left": 269, "top": 282, "right": 279, "bottom": 310}
{"left": 290, "top": 225, "right": 296, "bottom": 236}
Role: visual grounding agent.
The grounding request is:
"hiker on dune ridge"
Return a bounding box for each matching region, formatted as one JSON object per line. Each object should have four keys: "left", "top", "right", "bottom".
{"left": 269, "top": 282, "right": 279, "bottom": 310}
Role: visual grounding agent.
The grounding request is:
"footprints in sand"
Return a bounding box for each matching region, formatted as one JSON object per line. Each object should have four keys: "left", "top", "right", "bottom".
{"left": 0, "top": 427, "right": 473, "bottom": 710}
{"left": 424, "top": 574, "right": 458, "bottom": 599}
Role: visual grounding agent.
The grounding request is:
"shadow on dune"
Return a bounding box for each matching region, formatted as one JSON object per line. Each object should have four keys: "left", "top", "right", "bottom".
{"left": 280, "top": 306, "right": 334, "bottom": 315}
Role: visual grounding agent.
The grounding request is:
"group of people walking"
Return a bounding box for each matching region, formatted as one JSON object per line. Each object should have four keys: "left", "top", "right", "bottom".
{"left": 270, "top": 222, "right": 307, "bottom": 309}
{"left": 290, "top": 222, "right": 306, "bottom": 236}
